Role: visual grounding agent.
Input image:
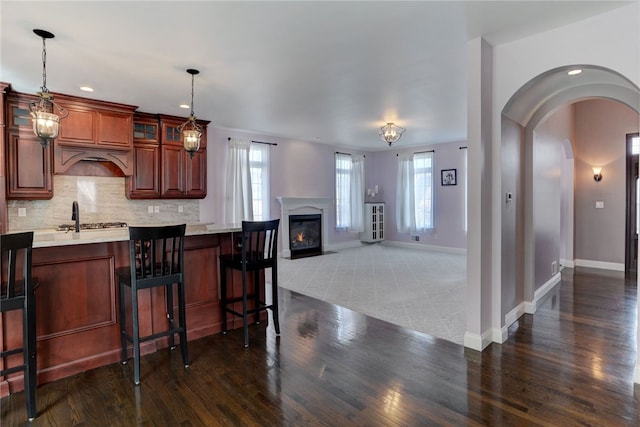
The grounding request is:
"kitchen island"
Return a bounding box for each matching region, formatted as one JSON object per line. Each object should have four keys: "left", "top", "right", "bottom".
{"left": 1, "top": 224, "right": 259, "bottom": 395}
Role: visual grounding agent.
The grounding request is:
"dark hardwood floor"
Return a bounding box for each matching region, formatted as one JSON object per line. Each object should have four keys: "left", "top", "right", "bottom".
{"left": 2, "top": 267, "right": 639, "bottom": 426}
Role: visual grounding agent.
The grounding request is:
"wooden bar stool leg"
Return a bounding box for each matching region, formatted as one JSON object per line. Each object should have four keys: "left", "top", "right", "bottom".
{"left": 166, "top": 283, "right": 175, "bottom": 350}
{"left": 221, "top": 263, "right": 228, "bottom": 334}
{"left": 25, "top": 294, "right": 37, "bottom": 420}
{"left": 178, "top": 281, "right": 190, "bottom": 367}
{"left": 242, "top": 267, "right": 249, "bottom": 348}
{"left": 271, "top": 265, "right": 280, "bottom": 335}
{"left": 118, "top": 280, "right": 128, "bottom": 364}
{"left": 254, "top": 269, "right": 260, "bottom": 325}
{"left": 131, "top": 287, "right": 141, "bottom": 385}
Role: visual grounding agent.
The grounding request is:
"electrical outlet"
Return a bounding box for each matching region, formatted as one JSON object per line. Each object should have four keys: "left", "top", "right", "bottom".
{"left": 551, "top": 261, "right": 558, "bottom": 275}
{"left": 412, "top": 235, "right": 419, "bottom": 241}
{"left": 178, "top": 205, "right": 183, "bottom": 213}
{"left": 18, "top": 207, "right": 26, "bottom": 217}
{"left": 154, "top": 206, "right": 160, "bottom": 213}
{"left": 148, "top": 206, "right": 154, "bottom": 214}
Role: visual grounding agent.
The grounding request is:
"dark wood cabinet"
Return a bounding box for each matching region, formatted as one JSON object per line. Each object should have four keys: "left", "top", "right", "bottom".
{"left": 127, "top": 113, "right": 160, "bottom": 199}
{"left": 6, "top": 131, "right": 53, "bottom": 199}
{"left": 159, "top": 115, "right": 208, "bottom": 199}
{"left": 54, "top": 94, "right": 134, "bottom": 148}
{"left": 161, "top": 142, "right": 185, "bottom": 197}
{"left": 53, "top": 94, "right": 136, "bottom": 176}
{"left": 5, "top": 93, "right": 54, "bottom": 200}
{"left": 3, "top": 86, "right": 207, "bottom": 201}
{"left": 0, "top": 232, "right": 242, "bottom": 393}
{"left": 0, "top": 83, "right": 8, "bottom": 233}
{"left": 127, "top": 113, "right": 208, "bottom": 200}
{"left": 127, "top": 113, "right": 209, "bottom": 199}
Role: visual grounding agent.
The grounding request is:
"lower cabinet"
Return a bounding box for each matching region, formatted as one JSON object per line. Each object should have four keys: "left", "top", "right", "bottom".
{"left": 0, "top": 232, "right": 256, "bottom": 395}
{"left": 361, "top": 202, "right": 385, "bottom": 243}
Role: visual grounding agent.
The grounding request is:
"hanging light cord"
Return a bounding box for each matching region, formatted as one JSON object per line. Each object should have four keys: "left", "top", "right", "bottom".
{"left": 40, "top": 36, "right": 49, "bottom": 94}
{"left": 189, "top": 73, "right": 195, "bottom": 118}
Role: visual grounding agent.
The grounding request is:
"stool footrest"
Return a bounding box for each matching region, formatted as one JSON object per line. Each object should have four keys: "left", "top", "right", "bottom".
{"left": 1, "top": 364, "right": 28, "bottom": 376}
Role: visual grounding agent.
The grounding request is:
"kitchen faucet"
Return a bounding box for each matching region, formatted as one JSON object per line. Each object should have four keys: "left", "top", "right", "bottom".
{"left": 72, "top": 201, "right": 80, "bottom": 232}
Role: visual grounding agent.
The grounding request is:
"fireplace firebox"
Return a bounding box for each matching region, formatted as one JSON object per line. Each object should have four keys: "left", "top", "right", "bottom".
{"left": 289, "top": 214, "right": 322, "bottom": 259}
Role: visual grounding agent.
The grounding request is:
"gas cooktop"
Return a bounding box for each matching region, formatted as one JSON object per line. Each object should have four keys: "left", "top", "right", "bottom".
{"left": 56, "top": 222, "right": 128, "bottom": 232}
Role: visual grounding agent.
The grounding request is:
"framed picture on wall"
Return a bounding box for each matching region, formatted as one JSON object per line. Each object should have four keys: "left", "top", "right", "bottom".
{"left": 441, "top": 169, "right": 457, "bottom": 186}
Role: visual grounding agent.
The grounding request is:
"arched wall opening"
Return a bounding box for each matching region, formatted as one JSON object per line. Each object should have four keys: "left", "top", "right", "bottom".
{"left": 500, "top": 64, "right": 640, "bottom": 381}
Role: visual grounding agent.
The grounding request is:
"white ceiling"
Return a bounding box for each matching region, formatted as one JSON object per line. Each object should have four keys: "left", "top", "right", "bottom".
{"left": 0, "top": 1, "right": 630, "bottom": 150}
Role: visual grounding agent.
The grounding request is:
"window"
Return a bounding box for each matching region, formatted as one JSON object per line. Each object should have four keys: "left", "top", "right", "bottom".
{"left": 413, "top": 152, "right": 434, "bottom": 231}
{"left": 396, "top": 151, "right": 434, "bottom": 233}
{"left": 335, "top": 153, "right": 352, "bottom": 229}
{"left": 249, "top": 143, "right": 270, "bottom": 221}
{"left": 464, "top": 148, "right": 468, "bottom": 232}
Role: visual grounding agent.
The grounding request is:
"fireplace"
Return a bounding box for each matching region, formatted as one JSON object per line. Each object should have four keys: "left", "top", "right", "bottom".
{"left": 289, "top": 214, "right": 322, "bottom": 259}
{"left": 277, "top": 197, "right": 331, "bottom": 258}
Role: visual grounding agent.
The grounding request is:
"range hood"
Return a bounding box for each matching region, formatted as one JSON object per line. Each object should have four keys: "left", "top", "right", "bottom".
{"left": 54, "top": 144, "right": 133, "bottom": 176}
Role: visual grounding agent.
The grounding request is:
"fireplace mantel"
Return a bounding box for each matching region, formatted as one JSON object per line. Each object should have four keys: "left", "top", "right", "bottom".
{"left": 277, "top": 197, "right": 332, "bottom": 258}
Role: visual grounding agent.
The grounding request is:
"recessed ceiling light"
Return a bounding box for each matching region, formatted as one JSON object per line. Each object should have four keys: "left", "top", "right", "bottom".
{"left": 179, "top": 104, "right": 190, "bottom": 109}
{"left": 80, "top": 86, "right": 94, "bottom": 92}
{"left": 567, "top": 69, "right": 582, "bottom": 76}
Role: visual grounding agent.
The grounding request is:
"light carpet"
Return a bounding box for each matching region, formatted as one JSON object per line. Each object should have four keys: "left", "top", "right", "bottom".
{"left": 277, "top": 243, "right": 467, "bottom": 345}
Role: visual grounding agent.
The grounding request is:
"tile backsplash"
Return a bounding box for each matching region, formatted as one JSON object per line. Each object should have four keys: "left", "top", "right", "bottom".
{"left": 7, "top": 176, "right": 200, "bottom": 231}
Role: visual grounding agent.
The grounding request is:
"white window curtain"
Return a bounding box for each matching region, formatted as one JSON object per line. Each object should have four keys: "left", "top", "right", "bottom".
{"left": 335, "top": 153, "right": 352, "bottom": 230}
{"left": 396, "top": 154, "right": 416, "bottom": 234}
{"left": 224, "top": 138, "right": 253, "bottom": 224}
{"left": 249, "top": 143, "right": 270, "bottom": 221}
{"left": 396, "top": 151, "right": 434, "bottom": 233}
{"left": 413, "top": 151, "right": 434, "bottom": 232}
{"left": 350, "top": 155, "right": 365, "bottom": 232}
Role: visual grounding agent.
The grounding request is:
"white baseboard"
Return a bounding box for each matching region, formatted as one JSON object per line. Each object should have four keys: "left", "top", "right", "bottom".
{"left": 534, "top": 272, "right": 561, "bottom": 302}
{"left": 574, "top": 259, "right": 624, "bottom": 272}
{"left": 507, "top": 273, "right": 560, "bottom": 328}
{"left": 560, "top": 258, "right": 574, "bottom": 268}
{"left": 505, "top": 302, "right": 526, "bottom": 327}
{"left": 382, "top": 240, "right": 466, "bottom": 255}
{"left": 492, "top": 327, "right": 508, "bottom": 344}
{"left": 635, "top": 363, "right": 640, "bottom": 384}
{"left": 463, "top": 329, "right": 493, "bottom": 351}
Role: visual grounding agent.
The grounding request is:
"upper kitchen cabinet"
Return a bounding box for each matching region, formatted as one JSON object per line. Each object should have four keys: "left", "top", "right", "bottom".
{"left": 53, "top": 94, "right": 136, "bottom": 175}
{"left": 127, "top": 112, "right": 161, "bottom": 199}
{"left": 5, "top": 91, "right": 53, "bottom": 199}
{"left": 54, "top": 93, "right": 135, "bottom": 148}
{"left": 159, "top": 115, "right": 208, "bottom": 199}
{"left": 1, "top": 83, "right": 9, "bottom": 233}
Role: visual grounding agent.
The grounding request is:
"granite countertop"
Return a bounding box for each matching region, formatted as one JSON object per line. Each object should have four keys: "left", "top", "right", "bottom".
{"left": 31, "top": 223, "right": 241, "bottom": 248}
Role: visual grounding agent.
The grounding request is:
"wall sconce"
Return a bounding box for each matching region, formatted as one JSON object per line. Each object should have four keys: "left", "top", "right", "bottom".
{"left": 592, "top": 167, "right": 603, "bottom": 182}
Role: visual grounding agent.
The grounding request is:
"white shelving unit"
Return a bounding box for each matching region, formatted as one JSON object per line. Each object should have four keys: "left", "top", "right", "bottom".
{"left": 361, "top": 202, "right": 385, "bottom": 243}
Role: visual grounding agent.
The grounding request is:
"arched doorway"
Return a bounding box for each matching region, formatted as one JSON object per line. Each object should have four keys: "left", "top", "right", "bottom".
{"left": 500, "top": 65, "right": 640, "bottom": 383}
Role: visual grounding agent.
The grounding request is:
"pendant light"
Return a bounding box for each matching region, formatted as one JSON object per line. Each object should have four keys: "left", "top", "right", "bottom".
{"left": 178, "top": 68, "right": 203, "bottom": 158}
{"left": 379, "top": 122, "right": 406, "bottom": 146}
{"left": 29, "top": 29, "right": 68, "bottom": 148}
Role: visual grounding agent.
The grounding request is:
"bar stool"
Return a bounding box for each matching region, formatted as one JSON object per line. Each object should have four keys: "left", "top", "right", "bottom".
{"left": 1, "top": 231, "right": 37, "bottom": 420}
{"left": 116, "top": 224, "right": 189, "bottom": 385}
{"left": 219, "top": 219, "right": 280, "bottom": 347}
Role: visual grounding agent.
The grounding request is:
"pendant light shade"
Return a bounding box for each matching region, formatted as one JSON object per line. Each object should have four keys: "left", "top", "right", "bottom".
{"left": 29, "top": 29, "right": 68, "bottom": 147}
{"left": 379, "top": 122, "right": 406, "bottom": 146}
{"left": 178, "top": 68, "right": 203, "bottom": 158}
